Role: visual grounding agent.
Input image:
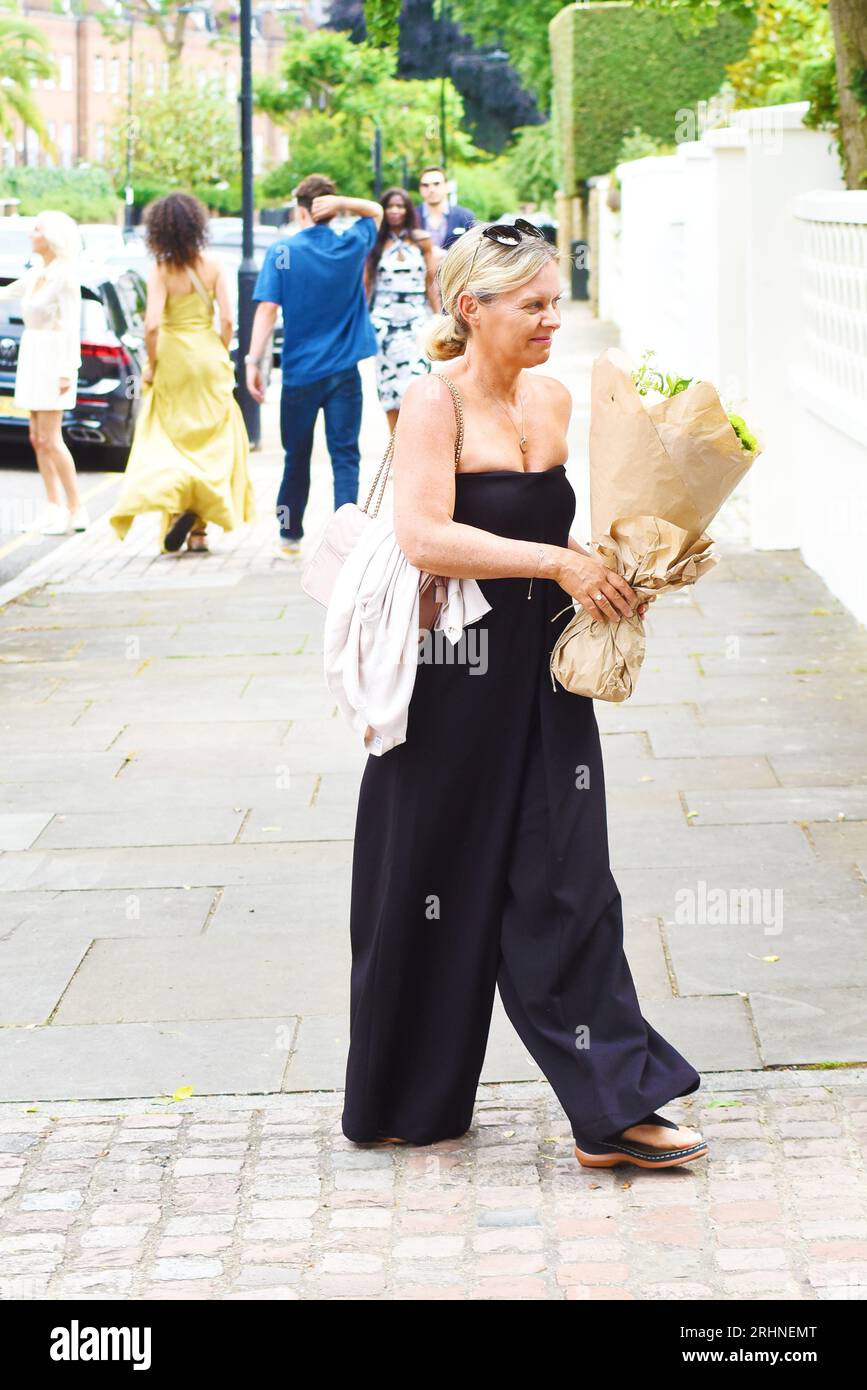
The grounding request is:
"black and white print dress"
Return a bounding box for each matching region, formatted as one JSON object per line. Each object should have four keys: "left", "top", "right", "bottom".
{"left": 370, "top": 235, "right": 432, "bottom": 410}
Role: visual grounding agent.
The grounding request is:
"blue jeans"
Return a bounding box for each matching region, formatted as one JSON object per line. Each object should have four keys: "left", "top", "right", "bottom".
{"left": 277, "top": 365, "right": 363, "bottom": 540}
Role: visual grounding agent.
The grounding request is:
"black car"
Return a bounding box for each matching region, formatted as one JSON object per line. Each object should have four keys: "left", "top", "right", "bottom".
{"left": 0, "top": 260, "right": 147, "bottom": 467}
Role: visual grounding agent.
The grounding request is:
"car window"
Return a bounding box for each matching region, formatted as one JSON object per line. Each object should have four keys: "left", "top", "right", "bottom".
{"left": 82, "top": 293, "right": 116, "bottom": 339}
{"left": 0, "top": 228, "right": 34, "bottom": 261}
{"left": 114, "top": 271, "right": 145, "bottom": 332}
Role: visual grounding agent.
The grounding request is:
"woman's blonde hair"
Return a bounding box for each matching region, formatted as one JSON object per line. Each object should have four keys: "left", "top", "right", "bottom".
{"left": 422, "top": 223, "right": 559, "bottom": 361}
{"left": 35, "top": 209, "right": 82, "bottom": 263}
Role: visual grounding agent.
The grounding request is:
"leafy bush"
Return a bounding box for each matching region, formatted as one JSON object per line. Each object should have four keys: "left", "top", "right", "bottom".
{"left": 616, "top": 125, "right": 677, "bottom": 163}
{"left": 0, "top": 166, "right": 120, "bottom": 221}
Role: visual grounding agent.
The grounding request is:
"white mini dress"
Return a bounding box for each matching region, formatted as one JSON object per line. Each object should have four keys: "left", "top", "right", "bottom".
{"left": 0, "top": 260, "right": 81, "bottom": 411}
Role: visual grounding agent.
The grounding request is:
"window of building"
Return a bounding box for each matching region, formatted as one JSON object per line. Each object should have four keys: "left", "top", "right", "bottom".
{"left": 110, "top": 57, "right": 120, "bottom": 94}
{"left": 60, "top": 54, "right": 73, "bottom": 91}
{"left": 161, "top": 62, "right": 169, "bottom": 92}
{"left": 94, "top": 55, "right": 105, "bottom": 93}
{"left": 61, "top": 122, "right": 73, "bottom": 169}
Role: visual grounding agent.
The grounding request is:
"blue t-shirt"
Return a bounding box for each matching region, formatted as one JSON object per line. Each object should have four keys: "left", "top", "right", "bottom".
{"left": 253, "top": 217, "right": 379, "bottom": 386}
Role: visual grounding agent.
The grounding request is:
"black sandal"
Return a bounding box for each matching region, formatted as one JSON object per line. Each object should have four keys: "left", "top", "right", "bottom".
{"left": 574, "top": 1111, "right": 708, "bottom": 1169}
{"left": 163, "top": 510, "right": 197, "bottom": 552}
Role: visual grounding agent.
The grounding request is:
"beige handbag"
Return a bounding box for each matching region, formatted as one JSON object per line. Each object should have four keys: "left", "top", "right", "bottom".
{"left": 301, "top": 373, "right": 465, "bottom": 631}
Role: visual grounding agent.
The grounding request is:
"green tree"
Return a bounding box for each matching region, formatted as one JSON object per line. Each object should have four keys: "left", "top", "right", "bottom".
{"left": 502, "top": 123, "right": 558, "bottom": 208}
{"left": 0, "top": 0, "right": 56, "bottom": 149}
{"left": 439, "top": 0, "right": 564, "bottom": 112}
{"left": 108, "top": 78, "right": 239, "bottom": 203}
{"left": 449, "top": 156, "right": 519, "bottom": 217}
{"left": 723, "top": 0, "right": 834, "bottom": 108}
{"left": 639, "top": 0, "right": 867, "bottom": 187}
{"left": 257, "top": 19, "right": 482, "bottom": 197}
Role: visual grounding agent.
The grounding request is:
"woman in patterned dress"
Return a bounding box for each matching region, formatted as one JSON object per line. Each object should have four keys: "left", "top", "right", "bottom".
{"left": 364, "top": 187, "right": 438, "bottom": 431}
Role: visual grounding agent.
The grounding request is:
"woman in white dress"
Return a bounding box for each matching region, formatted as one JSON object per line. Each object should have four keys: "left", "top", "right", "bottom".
{"left": 0, "top": 210, "right": 88, "bottom": 535}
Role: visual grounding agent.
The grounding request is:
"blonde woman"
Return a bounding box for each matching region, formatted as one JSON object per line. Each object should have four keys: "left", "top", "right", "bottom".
{"left": 0, "top": 211, "right": 87, "bottom": 535}
{"left": 341, "top": 220, "right": 708, "bottom": 1171}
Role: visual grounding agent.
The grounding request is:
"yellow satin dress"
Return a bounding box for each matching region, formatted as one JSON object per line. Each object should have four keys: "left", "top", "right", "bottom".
{"left": 109, "top": 284, "right": 255, "bottom": 545}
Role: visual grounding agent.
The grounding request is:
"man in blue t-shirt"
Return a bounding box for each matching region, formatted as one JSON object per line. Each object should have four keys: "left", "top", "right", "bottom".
{"left": 246, "top": 173, "right": 383, "bottom": 552}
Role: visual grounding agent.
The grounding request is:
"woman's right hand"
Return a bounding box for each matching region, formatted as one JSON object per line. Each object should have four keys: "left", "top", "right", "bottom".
{"left": 555, "top": 550, "right": 639, "bottom": 624}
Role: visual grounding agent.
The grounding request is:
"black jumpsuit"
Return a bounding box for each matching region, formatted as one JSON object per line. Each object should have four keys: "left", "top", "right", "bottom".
{"left": 341, "top": 464, "right": 701, "bottom": 1146}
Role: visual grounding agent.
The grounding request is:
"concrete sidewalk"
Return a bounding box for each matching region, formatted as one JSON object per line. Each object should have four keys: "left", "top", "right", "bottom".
{"left": 0, "top": 302, "right": 865, "bottom": 1299}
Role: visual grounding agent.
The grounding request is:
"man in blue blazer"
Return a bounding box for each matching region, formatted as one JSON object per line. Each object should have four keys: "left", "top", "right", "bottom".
{"left": 415, "top": 165, "right": 475, "bottom": 261}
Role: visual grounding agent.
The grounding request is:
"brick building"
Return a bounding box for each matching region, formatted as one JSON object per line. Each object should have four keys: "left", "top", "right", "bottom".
{"left": 7, "top": 0, "right": 329, "bottom": 178}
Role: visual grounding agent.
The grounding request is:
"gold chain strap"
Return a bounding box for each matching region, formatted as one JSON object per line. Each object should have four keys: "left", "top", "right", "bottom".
{"left": 364, "top": 373, "right": 464, "bottom": 519}
{"left": 441, "top": 373, "right": 465, "bottom": 468}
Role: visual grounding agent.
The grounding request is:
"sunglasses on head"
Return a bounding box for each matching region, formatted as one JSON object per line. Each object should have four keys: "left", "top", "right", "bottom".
{"left": 457, "top": 218, "right": 547, "bottom": 303}
{"left": 481, "top": 217, "right": 546, "bottom": 246}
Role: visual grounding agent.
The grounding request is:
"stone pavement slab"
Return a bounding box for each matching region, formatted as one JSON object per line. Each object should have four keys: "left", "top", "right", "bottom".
{"left": 0, "top": 1018, "right": 296, "bottom": 1103}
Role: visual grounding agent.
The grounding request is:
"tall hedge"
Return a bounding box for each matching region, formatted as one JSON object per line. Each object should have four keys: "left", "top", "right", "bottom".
{"left": 549, "top": 1, "right": 755, "bottom": 193}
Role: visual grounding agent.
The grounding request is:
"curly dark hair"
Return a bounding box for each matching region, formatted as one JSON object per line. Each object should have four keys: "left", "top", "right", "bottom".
{"left": 143, "top": 192, "right": 209, "bottom": 266}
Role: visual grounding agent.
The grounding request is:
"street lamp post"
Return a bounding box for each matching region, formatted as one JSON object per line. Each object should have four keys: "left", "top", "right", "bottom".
{"left": 439, "top": 0, "right": 448, "bottom": 171}
{"left": 372, "top": 122, "right": 382, "bottom": 201}
{"left": 236, "top": 0, "right": 260, "bottom": 447}
{"left": 124, "top": 11, "right": 134, "bottom": 235}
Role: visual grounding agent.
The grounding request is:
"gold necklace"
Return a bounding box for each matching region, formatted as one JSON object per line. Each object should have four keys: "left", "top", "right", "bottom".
{"left": 476, "top": 380, "right": 527, "bottom": 453}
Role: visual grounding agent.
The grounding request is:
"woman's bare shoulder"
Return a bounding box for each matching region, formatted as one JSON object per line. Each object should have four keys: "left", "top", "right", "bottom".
{"left": 393, "top": 373, "right": 461, "bottom": 457}
{"left": 399, "top": 371, "right": 457, "bottom": 412}
{"left": 531, "top": 373, "right": 572, "bottom": 407}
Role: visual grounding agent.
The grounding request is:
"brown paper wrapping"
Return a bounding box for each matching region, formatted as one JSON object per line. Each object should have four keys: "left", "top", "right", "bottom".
{"left": 550, "top": 348, "right": 757, "bottom": 702}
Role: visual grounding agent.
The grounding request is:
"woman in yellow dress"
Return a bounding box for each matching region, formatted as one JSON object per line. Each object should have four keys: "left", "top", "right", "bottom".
{"left": 109, "top": 192, "right": 255, "bottom": 553}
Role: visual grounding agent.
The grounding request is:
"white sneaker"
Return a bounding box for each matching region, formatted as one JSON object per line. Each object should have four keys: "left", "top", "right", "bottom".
{"left": 276, "top": 539, "right": 302, "bottom": 558}
{"left": 70, "top": 504, "right": 90, "bottom": 532}
{"left": 39, "top": 503, "right": 71, "bottom": 536}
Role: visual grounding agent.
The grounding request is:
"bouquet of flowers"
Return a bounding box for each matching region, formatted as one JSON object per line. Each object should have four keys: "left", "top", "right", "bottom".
{"left": 549, "top": 347, "right": 760, "bottom": 702}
